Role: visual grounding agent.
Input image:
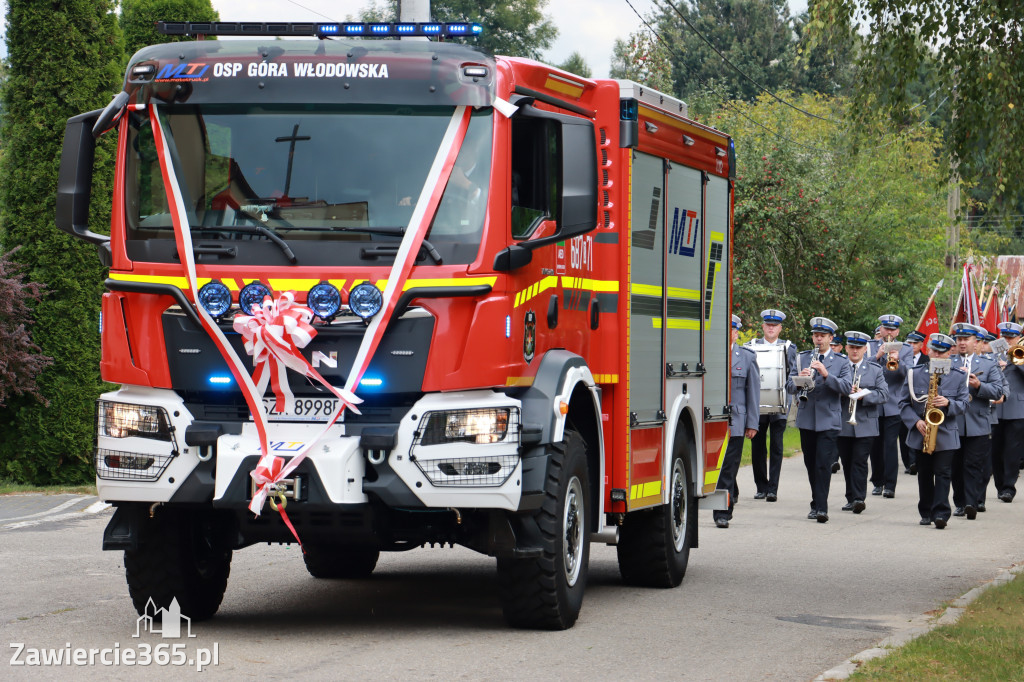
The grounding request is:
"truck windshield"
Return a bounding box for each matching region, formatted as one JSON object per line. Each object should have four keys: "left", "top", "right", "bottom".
{"left": 124, "top": 104, "right": 492, "bottom": 266}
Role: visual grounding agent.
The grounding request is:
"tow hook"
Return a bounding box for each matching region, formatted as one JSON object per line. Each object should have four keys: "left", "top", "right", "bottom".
{"left": 148, "top": 502, "right": 162, "bottom": 518}
{"left": 449, "top": 507, "right": 462, "bottom": 525}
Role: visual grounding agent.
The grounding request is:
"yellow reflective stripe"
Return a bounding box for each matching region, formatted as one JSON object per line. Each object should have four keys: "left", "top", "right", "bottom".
{"left": 711, "top": 231, "right": 725, "bottom": 241}
{"left": 561, "top": 276, "right": 618, "bottom": 292}
{"left": 653, "top": 318, "right": 700, "bottom": 330}
{"left": 631, "top": 283, "right": 662, "bottom": 296}
{"left": 268, "top": 279, "right": 318, "bottom": 291}
{"left": 223, "top": 278, "right": 240, "bottom": 291}
{"left": 593, "top": 374, "right": 619, "bottom": 384}
{"left": 644, "top": 481, "right": 662, "bottom": 498}
{"left": 703, "top": 439, "right": 729, "bottom": 487}
{"left": 666, "top": 287, "right": 700, "bottom": 300}
{"left": 328, "top": 279, "right": 347, "bottom": 290}
{"left": 108, "top": 273, "right": 193, "bottom": 289}
{"left": 544, "top": 75, "right": 585, "bottom": 98}
{"left": 515, "top": 275, "right": 559, "bottom": 308}
{"left": 505, "top": 377, "right": 534, "bottom": 387}
{"left": 639, "top": 105, "right": 729, "bottom": 145}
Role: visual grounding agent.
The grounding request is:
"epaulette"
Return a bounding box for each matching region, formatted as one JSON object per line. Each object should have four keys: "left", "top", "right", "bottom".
{"left": 952, "top": 366, "right": 967, "bottom": 374}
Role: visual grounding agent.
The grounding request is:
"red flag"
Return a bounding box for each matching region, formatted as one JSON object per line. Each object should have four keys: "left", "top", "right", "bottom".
{"left": 981, "top": 288, "right": 1000, "bottom": 336}
{"left": 963, "top": 264, "right": 981, "bottom": 325}
{"left": 918, "top": 298, "right": 940, "bottom": 354}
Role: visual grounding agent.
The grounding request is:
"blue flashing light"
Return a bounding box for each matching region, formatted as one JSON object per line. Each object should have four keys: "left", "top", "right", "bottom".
{"left": 359, "top": 377, "right": 384, "bottom": 388}
{"left": 396, "top": 24, "right": 415, "bottom": 33}
{"left": 208, "top": 375, "right": 233, "bottom": 386}
{"left": 370, "top": 24, "right": 390, "bottom": 34}
{"left": 620, "top": 99, "right": 638, "bottom": 121}
{"left": 471, "top": 23, "right": 483, "bottom": 34}
{"left": 307, "top": 282, "right": 342, "bottom": 319}
{"left": 505, "top": 315, "right": 511, "bottom": 338}
{"left": 423, "top": 23, "right": 442, "bottom": 34}
{"left": 198, "top": 281, "right": 232, "bottom": 318}
{"left": 348, "top": 283, "right": 383, "bottom": 320}
{"left": 345, "top": 23, "right": 365, "bottom": 34}
{"left": 448, "top": 24, "right": 467, "bottom": 34}
{"left": 238, "top": 281, "right": 272, "bottom": 316}
{"left": 318, "top": 23, "right": 339, "bottom": 35}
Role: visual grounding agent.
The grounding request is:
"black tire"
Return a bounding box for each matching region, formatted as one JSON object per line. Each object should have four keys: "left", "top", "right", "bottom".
{"left": 497, "top": 428, "right": 590, "bottom": 630}
{"left": 302, "top": 545, "right": 379, "bottom": 579}
{"left": 124, "top": 510, "right": 232, "bottom": 622}
{"left": 616, "top": 444, "right": 694, "bottom": 588}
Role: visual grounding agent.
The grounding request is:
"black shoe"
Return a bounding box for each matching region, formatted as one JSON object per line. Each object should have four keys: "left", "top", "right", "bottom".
{"left": 807, "top": 509, "right": 818, "bottom": 519}
{"left": 909, "top": 463, "right": 917, "bottom": 475}
{"left": 715, "top": 517, "right": 729, "bottom": 528}
{"left": 766, "top": 492, "right": 777, "bottom": 502}
{"left": 999, "top": 492, "right": 1013, "bottom": 503}
{"left": 842, "top": 502, "right": 855, "bottom": 511}
{"left": 978, "top": 504, "right": 986, "bottom": 512}
{"left": 882, "top": 489, "right": 895, "bottom": 498}
{"left": 953, "top": 507, "right": 966, "bottom": 517}
{"left": 965, "top": 505, "right": 977, "bottom": 520}
{"left": 904, "top": 468, "right": 912, "bottom": 474}
{"left": 934, "top": 518, "right": 947, "bottom": 529}
{"left": 754, "top": 492, "right": 766, "bottom": 499}
{"left": 831, "top": 461, "right": 841, "bottom": 474}
{"left": 920, "top": 517, "right": 932, "bottom": 526}
{"left": 852, "top": 500, "right": 866, "bottom": 514}
{"left": 871, "top": 486, "right": 883, "bottom": 496}
{"left": 816, "top": 512, "right": 829, "bottom": 523}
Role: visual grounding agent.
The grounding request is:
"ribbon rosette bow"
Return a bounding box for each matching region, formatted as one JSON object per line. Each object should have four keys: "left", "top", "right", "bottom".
{"left": 233, "top": 291, "right": 362, "bottom": 516}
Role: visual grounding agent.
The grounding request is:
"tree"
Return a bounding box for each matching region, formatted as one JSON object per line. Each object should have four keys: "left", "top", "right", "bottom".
{"left": 120, "top": 0, "right": 219, "bottom": 57}
{"left": 0, "top": 248, "right": 52, "bottom": 407}
{"left": 609, "top": 28, "right": 675, "bottom": 93}
{"left": 556, "top": 51, "right": 591, "bottom": 79}
{"left": 360, "top": 0, "right": 557, "bottom": 59}
{"left": 0, "top": 1, "right": 124, "bottom": 483}
{"left": 806, "top": 0, "right": 1024, "bottom": 206}
{"left": 652, "top": 0, "right": 799, "bottom": 102}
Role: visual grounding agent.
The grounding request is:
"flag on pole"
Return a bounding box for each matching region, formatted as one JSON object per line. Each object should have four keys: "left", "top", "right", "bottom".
{"left": 915, "top": 279, "right": 943, "bottom": 354}
{"left": 951, "top": 262, "right": 981, "bottom": 328}
{"left": 981, "top": 286, "right": 1000, "bottom": 336}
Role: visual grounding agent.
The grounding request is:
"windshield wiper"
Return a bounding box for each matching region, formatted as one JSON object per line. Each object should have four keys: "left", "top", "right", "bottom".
{"left": 329, "top": 226, "right": 442, "bottom": 264}
{"left": 192, "top": 224, "right": 297, "bottom": 264}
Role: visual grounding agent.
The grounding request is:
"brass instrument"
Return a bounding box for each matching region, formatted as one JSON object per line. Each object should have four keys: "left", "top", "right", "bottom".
{"left": 847, "top": 369, "right": 862, "bottom": 425}
{"left": 881, "top": 341, "right": 902, "bottom": 371}
{"left": 1011, "top": 338, "right": 1024, "bottom": 366}
{"left": 922, "top": 369, "right": 944, "bottom": 455}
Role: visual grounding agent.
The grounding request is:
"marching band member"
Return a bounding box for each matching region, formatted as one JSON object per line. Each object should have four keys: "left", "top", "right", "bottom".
{"left": 830, "top": 335, "right": 847, "bottom": 358}
{"left": 714, "top": 315, "right": 761, "bottom": 529}
{"left": 992, "top": 322, "right": 1024, "bottom": 502}
{"left": 748, "top": 309, "right": 797, "bottom": 502}
{"left": 949, "top": 323, "right": 1004, "bottom": 520}
{"left": 899, "top": 333, "right": 969, "bottom": 528}
{"left": 837, "top": 331, "right": 888, "bottom": 514}
{"left": 869, "top": 314, "right": 912, "bottom": 498}
{"left": 899, "top": 330, "right": 929, "bottom": 475}
{"left": 786, "top": 317, "right": 852, "bottom": 523}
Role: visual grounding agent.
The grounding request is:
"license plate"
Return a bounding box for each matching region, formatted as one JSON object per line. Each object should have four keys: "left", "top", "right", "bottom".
{"left": 261, "top": 397, "right": 339, "bottom": 422}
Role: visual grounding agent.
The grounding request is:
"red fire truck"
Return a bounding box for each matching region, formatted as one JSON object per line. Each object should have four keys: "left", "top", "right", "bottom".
{"left": 57, "top": 21, "right": 735, "bottom": 630}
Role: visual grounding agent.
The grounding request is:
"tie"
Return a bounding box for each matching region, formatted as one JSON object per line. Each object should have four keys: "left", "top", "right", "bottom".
{"left": 819, "top": 354, "right": 825, "bottom": 363}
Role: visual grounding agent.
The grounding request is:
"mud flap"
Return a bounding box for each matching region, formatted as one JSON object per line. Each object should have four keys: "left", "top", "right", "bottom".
{"left": 102, "top": 504, "right": 150, "bottom": 551}
{"left": 699, "top": 490, "right": 729, "bottom": 511}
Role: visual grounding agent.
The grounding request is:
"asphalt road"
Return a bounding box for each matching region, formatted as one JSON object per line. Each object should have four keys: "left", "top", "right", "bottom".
{"left": 3, "top": 459, "right": 1023, "bottom": 681}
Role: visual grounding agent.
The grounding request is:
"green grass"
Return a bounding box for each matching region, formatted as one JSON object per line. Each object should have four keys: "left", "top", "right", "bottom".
{"left": 739, "top": 424, "right": 802, "bottom": 467}
{"left": 849, "top": 573, "right": 1024, "bottom": 681}
{"left": 0, "top": 479, "right": 96, "bottom": 496}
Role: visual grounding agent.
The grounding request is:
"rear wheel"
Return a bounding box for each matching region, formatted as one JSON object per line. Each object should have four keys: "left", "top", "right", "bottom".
{"left": 617, "top": 443, "right": 694, "bottom": 587}
{"left": 124, "top": 509, "right": 232, "bottom": 621}
{"left": 302, "top": 545, "right": 379, "bottom": 579}
{"left": 497, "top": 428, "right": 590, "bottom": 630}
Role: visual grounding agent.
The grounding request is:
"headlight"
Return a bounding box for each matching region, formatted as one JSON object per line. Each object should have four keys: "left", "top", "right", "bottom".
{"left": 97, "top": 401, "right": 173, "bottom": 441}
{"left": 418, "top": 408, "right": 513, "bottom": 446}
{"left": 348, "top": 282, "right": 383, "bottom": 320}
{"left": 197, "top": 280, "right": 232, "bottom": 318}
{"left": 239, "top": 281, "right": 272, "bottom": 316}
{"left": 307, "top": 282, "right": 341, "bottom": 319}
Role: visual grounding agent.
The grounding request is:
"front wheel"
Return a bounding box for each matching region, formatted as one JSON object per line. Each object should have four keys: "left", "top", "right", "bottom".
{"left": 617, "top": 444, "right": 694, "bottom": 587}
{"left": 497, "top": 428, "right": 590, "bottom": 630}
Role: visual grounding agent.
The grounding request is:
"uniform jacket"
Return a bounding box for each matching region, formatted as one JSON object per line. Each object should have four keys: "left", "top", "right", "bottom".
{"left": 786, "top": 349, "right": 853, "bottom": 432}
{"left": 899, "top": 366, "right": 970, "bottom": 452}
{"left": 996, "top": 361, "right": 1024, "bottom": 421}
{"left": 839, "top": 359, "right": 888, "bottom": 438}
{"left": 730, "top": 343, "right": 762, "bottom": 437}
{"left": 984, "top": 353, "right": 1007, "bottom": 425}
{"left": 749, "top": 337, "right": 798, "bottom": 421}
{"left": 951, "top": 354, "right": 1004, "bottom": 437}
{"left": 871, "top": 343, "right": 914, "bottom": 417}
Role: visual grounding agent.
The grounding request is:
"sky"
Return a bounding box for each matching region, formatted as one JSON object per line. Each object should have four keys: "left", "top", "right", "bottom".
{"left": 0, "top": 0, "right": 809, "bottom": 79}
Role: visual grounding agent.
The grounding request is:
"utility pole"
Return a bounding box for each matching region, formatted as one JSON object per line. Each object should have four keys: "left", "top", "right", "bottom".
{"left": 947, "top": 170, "right": 961, "bottom": 312}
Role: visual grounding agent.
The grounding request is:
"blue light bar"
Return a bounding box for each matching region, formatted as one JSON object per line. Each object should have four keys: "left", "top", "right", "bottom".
{"left": 360, "top": 377, "right": 384, "bottom": 388}
{"left": 209, "top": 375, "right": 233, "bottom": 385}
{"left": 157, "top": 21, "right": 483, "bottom": 39}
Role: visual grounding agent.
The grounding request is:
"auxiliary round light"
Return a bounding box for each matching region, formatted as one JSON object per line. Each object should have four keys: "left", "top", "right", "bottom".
{"left": 239, "top": 281, "right": 272, "bottom": 316}
{"left": 307, "top": 282, "right": 341, "bottom": 320}
{"left": 348, "top": 282, "right": 383, "bottom": 320}
{"left": 197, "top": 281, "right": 232, "bottom": 318}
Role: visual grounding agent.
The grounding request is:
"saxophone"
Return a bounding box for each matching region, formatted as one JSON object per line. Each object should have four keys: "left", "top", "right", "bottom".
{"left": 922, "top": 370, "right": 944, "bottom": 454}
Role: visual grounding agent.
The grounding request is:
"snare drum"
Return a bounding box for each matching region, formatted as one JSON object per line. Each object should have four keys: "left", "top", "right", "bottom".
{"left": 743, "top": 343, "right": 788, "bottom": 415}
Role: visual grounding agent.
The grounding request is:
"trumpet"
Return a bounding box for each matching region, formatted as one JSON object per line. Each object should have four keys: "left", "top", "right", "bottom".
{"left": 1011, "top": 338, "right": 1024, "bottom": 366}
{"left": 881, "top": 341, "right": 902, "bottom": 371}
{"left": 847, "top": 372, "right": 862, "bottom": 425}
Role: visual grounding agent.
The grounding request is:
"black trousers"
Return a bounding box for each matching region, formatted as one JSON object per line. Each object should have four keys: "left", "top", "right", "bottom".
{"left": 917, "top": 448, "right": 954, "bottom": 521}
{"left": 800, "top": 428, "right": 838, "bottom": 514}
{"left": 714, "top": 435, "right": 745, "bottom": 521}
{"left": 952, "top": 435, "right": 991, "bottom": 508}
{"left": 869, "top": 415, "right": 901, "bottom": 490}
{"left": 838, "top": 435, "right": 875, "bottom": 503}
{"left": 899, "top": 422, "right": 916, "bottom": 470}
{"left": 992, "top": 419, "right": 1024, "bottom": 498}
{"left": 751, "top": 415, "right": 785, "bottom": 494}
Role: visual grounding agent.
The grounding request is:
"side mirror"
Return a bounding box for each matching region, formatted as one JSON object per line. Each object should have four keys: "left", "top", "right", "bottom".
{"left": 56, "top": 109, "right": 110, "bottom": 248}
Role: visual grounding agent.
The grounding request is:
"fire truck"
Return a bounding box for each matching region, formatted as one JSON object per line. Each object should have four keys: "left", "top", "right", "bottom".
{"left": 57, "top": 21, "right": 735, "bottom": 630}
